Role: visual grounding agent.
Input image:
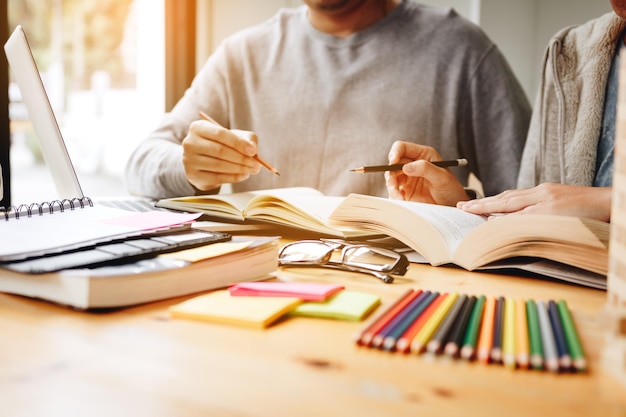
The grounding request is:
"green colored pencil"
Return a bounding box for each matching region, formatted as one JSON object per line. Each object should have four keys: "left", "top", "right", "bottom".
{"left": 557, "top": 300, "right": 587, "bottom": 372}
{"left": 460, "top": 295, "right": 486, "bottom": 360}
{"left": 526, "top": 299, "right": 544, "bottom": 370}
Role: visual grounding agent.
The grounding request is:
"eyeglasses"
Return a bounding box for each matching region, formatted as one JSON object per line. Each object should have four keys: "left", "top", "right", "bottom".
{"left": 278, "top": 239, "right": 409, "bottom": 284}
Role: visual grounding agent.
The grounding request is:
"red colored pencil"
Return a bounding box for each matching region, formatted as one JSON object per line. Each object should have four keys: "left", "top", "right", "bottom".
{"left": 395, "top": 293, "right": 447, "bottom": 353}
{"left": 354, "top": 289, "right": 416, "bottom": 346}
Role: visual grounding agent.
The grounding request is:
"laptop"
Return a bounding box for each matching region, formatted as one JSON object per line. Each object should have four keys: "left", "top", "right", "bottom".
{"left": 3, "top": 25, "right": 155, "bottom": 212}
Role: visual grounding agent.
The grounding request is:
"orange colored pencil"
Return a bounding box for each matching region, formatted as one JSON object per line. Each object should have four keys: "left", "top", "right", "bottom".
{"left": 354, "top": 289, "right": 416, "bottom": 346}
{"left": 515, "top": 299, "right": 530, "bottom": 369}
{"left": 395, "top": 293, "right": 447, "bottom": 353}
{"left": 476, "top": 296, "right": 496, "bottom": 364}
{"left": 198, "top": 111, "right": 280, "bottom": 175}
{"left": 410, "top": 293, "right": 459, "bottom": 354}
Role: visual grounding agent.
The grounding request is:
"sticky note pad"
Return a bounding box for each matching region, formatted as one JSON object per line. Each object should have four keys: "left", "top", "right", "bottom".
{"left": 290, "top": 290, "right": 381, "bottom": 321}
{"left": 229, "top": 282, "right": 344, "bottom": 301}
{"left": 170, "top": 290, "right": 301, "bottom": 329}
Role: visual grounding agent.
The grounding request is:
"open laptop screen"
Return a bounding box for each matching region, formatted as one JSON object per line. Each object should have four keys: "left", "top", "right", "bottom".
{"left": 4, "top": 25, "right": 84, "bottom": 199}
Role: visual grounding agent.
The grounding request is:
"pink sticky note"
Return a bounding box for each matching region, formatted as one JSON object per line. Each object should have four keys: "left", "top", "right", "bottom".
{"left": 102, "top": 211, "right": 202, "bottom": 230}
{"left": 229, "top": 282, "right": 344, "bottom": 302}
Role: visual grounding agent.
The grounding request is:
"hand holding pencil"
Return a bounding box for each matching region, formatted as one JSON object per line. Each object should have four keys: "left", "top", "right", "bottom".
{"left": 383, "top": 141, "right": 473, "bottom": 207}
{"left": 181, "top": 111, "right": 280, "bottom": 192}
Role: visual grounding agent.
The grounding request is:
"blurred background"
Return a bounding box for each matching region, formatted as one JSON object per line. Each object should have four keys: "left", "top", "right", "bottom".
{"left": 2, "top": 0, "right": 612, "bottom": 205}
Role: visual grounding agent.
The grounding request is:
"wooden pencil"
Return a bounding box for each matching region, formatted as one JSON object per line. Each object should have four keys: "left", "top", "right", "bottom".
{"left": 490, "top": 296, "right": 505, "bottom": 363}
{"left": 515, "top": 299, "right": 530, "bottom": 369}
{"left": 477, "top": 297, "right": 496, "bottom": 364}
{"left": 410, "top": 293, "right": 459, "bottom": 353}
{"left": 395, "top": 292, "right": 443, "bottom": 353}
{"left": 536, "top": 300, "right": 559, "bottom": 373}
{"left": 354, "top": 289, "right": 415, "bottom": 346}
{"left": 366, "top": 290, "right": 422, "bottom": 348}
{"left": 548, "top": 300, "right": 572, "bottom": 370}
{"left": 350, "top": 158, "right": 468, "bottom": 173}
{"left": 502, "top": 298, "right": 516, "bottom": 369}
{"left": 380, "top": 291, "right": 431, "bottom": 351}
{"left": 556, "top": 299, "right": 587, "bottom": 372}
{"left": 460, "top": 295, "right": 486, "bottom": 360}
{"left": 198, "top": 111, "right": 280, "bottom": 175}
{"left": 444, "top": 295, "right": 476, "bottom": 357}
{"left": 526, "top": 299, "right": 544, "bottom": 370}
{"left": 427, "top": 294, "right": 467, "bottom": 354}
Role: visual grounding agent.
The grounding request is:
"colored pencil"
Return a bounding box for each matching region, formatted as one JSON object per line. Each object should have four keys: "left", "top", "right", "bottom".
{"left": 444, "top": 295, "right": 476, "bottom": 357}
{"left": 395, "top": 292, "right": 444, "bottom": 353}
{"left": 548, "top": 300, "right": 572, "bottom": 370}
{"left": 427, "top": 294, "right": 467, "bottom": 354}
{"left": 411, "top": 293, "right": 460, "bottom": 353}
{"left": 380, "top": 291, "right": 432, "bottom": 351}
{"left": 477, "top": 297, "right": 496, "bottom": 364}
{"left": 198, "top": 111, "right": 280, "bottom": 175}
{"left": 557, "top": 300, "right": 587, "bottom": 372}
{"left": 369, "top": 290, "right": 424, "bottom": 348}
{"left": 356, "top": 289, "right": 416, "bottom": 345}
{"left": 460, "top": 295, "right": 486, "bottom": 360}
{"left": 526, "top": 299, "right": 544, "bottom": 370}
{"left": 536, "top": 300, "right": 559, "bottom": 373}
{"left": 502, "top": 298, "right": 516, "bottom": 369}
{"left": 355, "top": 289, "right": 416, "bottom": 346}
{"left": 490, "top": 296, "right": 505, "bottom": 363}
{"left": 515, "top": 299, "right": 530, "bottom": 369}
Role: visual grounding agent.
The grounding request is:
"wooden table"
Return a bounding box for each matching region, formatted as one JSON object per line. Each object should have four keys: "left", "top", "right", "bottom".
{"left": 1, "top": 260, "right": 624, "bottom": 417}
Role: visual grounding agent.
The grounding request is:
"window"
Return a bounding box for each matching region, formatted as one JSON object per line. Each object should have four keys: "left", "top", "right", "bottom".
{"left": 7, "top": 0, "right": 164, "bottom": 203}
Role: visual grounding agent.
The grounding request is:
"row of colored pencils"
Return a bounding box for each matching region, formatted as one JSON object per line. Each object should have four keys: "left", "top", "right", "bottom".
{"left": 354, "top": 289, "right": 586, "bottom": 372}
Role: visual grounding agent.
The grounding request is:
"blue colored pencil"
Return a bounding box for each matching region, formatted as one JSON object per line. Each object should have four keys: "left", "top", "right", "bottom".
{"left": 548, "top": 300, "right": 572, "bottom": 370}
{"left": 381, "top": 291, "right": 437, "bottom": 351}
{"left": 370, "top": 290, "right": 427, "bottom": 348}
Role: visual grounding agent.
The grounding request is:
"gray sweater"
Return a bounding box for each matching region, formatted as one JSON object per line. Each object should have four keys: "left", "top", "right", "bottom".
{"left": 126, "top": 1, "right": 530, "bottom": 199}
{"left": 518, "top": 12, "right": 626, "bottom": 188}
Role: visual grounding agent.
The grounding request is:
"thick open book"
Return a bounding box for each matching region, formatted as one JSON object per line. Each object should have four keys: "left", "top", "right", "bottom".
{"left": 156, "top": 187, "right": 375, "bottom": 238}
{"left": 0, "top": 236, "right": 278, "bottom": 309}
{"left": 328, "top": 194, "right": 609, "bottom": 285}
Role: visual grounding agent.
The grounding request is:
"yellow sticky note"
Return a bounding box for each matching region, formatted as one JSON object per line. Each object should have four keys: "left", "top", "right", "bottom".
{"left": 290, "top": 290, "right": 380, "bottom": 321}
{"left": 170, "top": 290, "right": 301, "bottom": 329}
{"left": 160, "top": 241, "right": 252, "bottom": 262}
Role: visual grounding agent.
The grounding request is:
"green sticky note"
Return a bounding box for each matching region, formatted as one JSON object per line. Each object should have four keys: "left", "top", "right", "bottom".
{"left": 290, "top": 290, "right": 381, "bottom": 321}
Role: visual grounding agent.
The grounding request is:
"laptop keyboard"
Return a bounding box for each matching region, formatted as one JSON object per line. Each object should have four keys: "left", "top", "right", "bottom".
{"left": 97, "top": 199, "right": 164, "bottom": 212}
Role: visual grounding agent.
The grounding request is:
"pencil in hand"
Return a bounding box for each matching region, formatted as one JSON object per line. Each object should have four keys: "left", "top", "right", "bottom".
{"left": 198, "top": 111, "right": 280, "bottom": 176}
{"left": 350, "top": 158, "right": 467, "bottom": 173}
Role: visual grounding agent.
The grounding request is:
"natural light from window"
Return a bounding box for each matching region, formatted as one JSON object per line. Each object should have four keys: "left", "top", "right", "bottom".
{"left": 7, "top": 0, "right": 164, "bottom": 203}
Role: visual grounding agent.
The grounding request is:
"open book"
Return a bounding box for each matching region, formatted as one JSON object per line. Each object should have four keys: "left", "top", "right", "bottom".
{"left": 328, "top": 194, "right": 609, "bottom": 281}
{"left": 156, "top": 187, "right": 376, "bottom": 238}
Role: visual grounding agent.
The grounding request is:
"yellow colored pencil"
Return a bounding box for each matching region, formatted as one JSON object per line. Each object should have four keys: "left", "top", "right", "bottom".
{"left": 515, "top": 299, "right": 530, "bottom": 369}
{"left": 502, "top": 298, "right": 516, "bottom": 369}
{"left": 410, "top": 293, "right": 460, "bottom": 353}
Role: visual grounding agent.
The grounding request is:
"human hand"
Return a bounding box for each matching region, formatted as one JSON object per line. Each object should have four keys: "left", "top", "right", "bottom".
{"left": 456, "top": 183, "right": 612, "bottom": 222}
{"left": 385, "top": 141, "right": 470, "bottom": 206}
{"left": 182, "top": 118, "right": 262, "bottom": 191}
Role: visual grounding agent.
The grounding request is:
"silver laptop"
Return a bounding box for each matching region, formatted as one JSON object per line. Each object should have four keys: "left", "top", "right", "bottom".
{"left": 3, "top": 25, "right": 155, "bottom": 212}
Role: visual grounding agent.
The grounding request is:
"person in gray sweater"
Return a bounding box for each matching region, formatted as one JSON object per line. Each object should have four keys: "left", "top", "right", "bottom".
{"left": 392, "top": 1, "right": 626, "bottom": 222}
{"left": 125, "top": 0, "right": 530, "bottom": 200}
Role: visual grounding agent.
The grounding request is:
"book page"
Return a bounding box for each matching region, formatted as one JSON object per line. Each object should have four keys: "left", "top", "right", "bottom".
{"left": 329, "top": 194, "right": 486, "bottom": 265}
{"left": 396, "top": 201, "right": 486, "bottom": 254}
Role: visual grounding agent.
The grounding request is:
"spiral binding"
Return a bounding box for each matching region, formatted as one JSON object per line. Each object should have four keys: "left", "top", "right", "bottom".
{"left": 0, "top": 197, "right": 93, "bottom": 221}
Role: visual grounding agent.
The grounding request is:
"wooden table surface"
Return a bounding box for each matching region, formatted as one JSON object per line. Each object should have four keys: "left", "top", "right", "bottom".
{"left": 1, "top": 260, "right": 624, "bottom": 417}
